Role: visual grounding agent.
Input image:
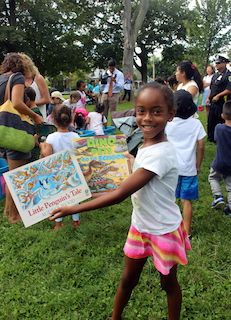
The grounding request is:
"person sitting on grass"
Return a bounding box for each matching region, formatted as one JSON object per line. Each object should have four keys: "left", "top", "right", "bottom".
{"left": 208, "top": 100, "right": 231, "bottom": 215}
{"left": 85, "top": 103, "right": 107, "bottom": 135}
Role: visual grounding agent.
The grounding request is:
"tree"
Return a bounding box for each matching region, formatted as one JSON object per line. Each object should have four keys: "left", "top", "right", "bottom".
{"left": 122, "top": 0, "right": 150, "bottom": 78}
{"left": 185, "top": 0, "right": 231, "bottom": 72}
{"left": 134, "top": 0, "right": 190, "bottom": 82}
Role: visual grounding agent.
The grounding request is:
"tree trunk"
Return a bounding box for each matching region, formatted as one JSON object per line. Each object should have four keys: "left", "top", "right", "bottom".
{"left": 122, "top": 0, "right": 149, "bottom": 79}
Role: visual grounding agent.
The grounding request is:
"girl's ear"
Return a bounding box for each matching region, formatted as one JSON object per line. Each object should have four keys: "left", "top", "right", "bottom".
{"left": 168, "top": 108, "right": 175, "bottom": 122}
{"left": 221, "top": 113, "right": 225, "bottom": 120}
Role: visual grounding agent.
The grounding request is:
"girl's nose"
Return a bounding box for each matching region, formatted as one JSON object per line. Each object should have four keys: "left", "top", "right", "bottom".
{"left": 143, "top": 112, "right": 152, "bottom": 121}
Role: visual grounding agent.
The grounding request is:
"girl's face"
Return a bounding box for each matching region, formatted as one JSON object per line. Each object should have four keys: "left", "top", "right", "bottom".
{"left": 135, "top": 88, "right": 174, "bottom": 146}
{"left": 175, "top": 66, "right": 185, "bottom": 83}
{"left": 79, "top": 83, "right": 86, "bottom": 91}
{"left": 206, "top": 66, "right": 213, "bottom": 75}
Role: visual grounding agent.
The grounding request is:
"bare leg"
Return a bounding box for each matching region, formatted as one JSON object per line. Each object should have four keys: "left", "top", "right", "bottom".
{"left": 160, "top": 265, "right": 182, "bottom": 320}
{"left": 6, "top": 159, "right": 26, "bottom": 223}
{"left": 111, "top": 256, "right": 147, "bottom": 320}
{"left": 181, "top": 199, "right": 192, "bottom": 235}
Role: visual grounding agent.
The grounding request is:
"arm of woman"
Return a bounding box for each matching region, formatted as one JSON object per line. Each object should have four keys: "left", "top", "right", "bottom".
{"left": 11, "top": 83, "right": 44, "bottom": 124}
{"left": 34, "top": 74, "right": 50, "bottom": 105}
{"left": 186, "top": 85, "right": 198, "bottom": 98}
{"left": 49, "top": 167, "right": 155, "bottom": 220}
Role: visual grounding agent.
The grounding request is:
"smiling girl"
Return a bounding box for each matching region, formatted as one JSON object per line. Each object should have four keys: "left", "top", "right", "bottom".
{"left": 49, "top": 82, "right": 191, "bottom": 320}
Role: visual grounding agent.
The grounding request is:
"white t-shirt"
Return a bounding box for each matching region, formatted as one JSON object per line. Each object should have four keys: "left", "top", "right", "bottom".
{"left": 63, "top": 99, "right": 78, "bottom": 112}
{"left": 177, "top": 80, "right": 199, "bottom": 105}
{"left": 76, "top": 91, "right": 86, "bottom": 108}
{"left": 87, "top": 112, "right": 107, "bottom": 135}
{"left": 46, "top": 131, "right": 80, "bottom": 154}
{"left": 165, "top": 117, "right": 206, "bottom": 176}
{"left": 131, "top": 142, "right": 182, "bottom": 235}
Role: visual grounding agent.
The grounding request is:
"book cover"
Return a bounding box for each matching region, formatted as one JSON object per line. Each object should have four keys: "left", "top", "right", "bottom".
{"left": 3, "top": 150, "right": 91, "bottom": 227}
{"left": 72, "top": 135, "right": 130, "bottom": 197}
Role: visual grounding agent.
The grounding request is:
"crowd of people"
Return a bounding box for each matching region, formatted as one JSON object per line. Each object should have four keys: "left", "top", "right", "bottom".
{"left": 1, "top": 51, "right": 231, "bottom": 320}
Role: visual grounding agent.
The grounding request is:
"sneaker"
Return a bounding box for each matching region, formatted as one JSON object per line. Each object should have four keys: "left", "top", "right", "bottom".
{"left": 211, "top": 195, "right": 225, "bottom": 209}
{"left": 72, "top": 220, "right": 80, "bottom": 227}
{"left": 224, "top": 206, "right": 231, "bottom": 216}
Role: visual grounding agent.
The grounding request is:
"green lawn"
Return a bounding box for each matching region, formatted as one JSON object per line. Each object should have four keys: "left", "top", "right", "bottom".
{"left": 1, "top": 103, "right": 231, "bottom": 320}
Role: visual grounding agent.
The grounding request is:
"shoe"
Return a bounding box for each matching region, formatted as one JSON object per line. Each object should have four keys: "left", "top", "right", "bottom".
{"left": 54, "top": 223, "right": 64, "bottom": 230}
{"left": 224, "top": 206, "right": 231, "bottom": 216}
{"left": 211, "top": 195, "right": 225, "bottom": 209}
{"left": 72, "top": 220, "right": 80, "bottom": 227}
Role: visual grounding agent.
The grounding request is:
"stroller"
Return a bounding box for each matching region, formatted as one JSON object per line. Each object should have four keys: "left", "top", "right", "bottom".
{"left": 111, "top": 109, "right": 143, "bottom": 156}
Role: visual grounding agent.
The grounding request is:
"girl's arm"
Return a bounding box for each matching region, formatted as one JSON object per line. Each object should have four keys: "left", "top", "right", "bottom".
{"left": 11, "top": 84, "right": 44, "bottom": 124}
{"left": 196, "top": 138, "right": 204, "bottom": 174}
{"left": 186, "top": 85, "right": 198, "bottom": 98}
{"left": 49, "top": 167, "right": 155, "bottom": 220}
{"left": 39, "top": 141, "right": 53, "bottom": 157}
{"left": 34, "top": 74, "right": 51, "bottom": 106}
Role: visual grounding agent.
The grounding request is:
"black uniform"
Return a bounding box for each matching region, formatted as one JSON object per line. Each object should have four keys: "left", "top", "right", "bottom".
{"left": 207, "top": 68, "right": 231, "bottom": 142}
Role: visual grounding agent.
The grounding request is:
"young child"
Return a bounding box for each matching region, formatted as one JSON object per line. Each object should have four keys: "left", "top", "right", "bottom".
{"left": 25, "top": 86, "right": 44, "bottom": 162}
{"left": 165, "top": 90, "right": 206, "bottom": 239}
{"left": 49, "top": 82, "right": 191, "bottom": 320}
{"left": 40, "top": 104, "right": 80, "bottom": 230}
{"left": 208, "top": 100, "right": 231, "bottom": 215}
{"left": 47, "top": 91, "right": 65, "bottom": 116}
{"left": 76, "top": 80, "right": 87, "bottom": 109}
{"left": 63, "top": 91, "right": 81, "bottom": 113}
{"left": 85, "top": 103, "right": 107, "bottom": 135}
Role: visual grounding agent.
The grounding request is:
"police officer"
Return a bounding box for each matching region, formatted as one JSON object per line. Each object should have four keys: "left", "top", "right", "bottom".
{"left": 207, "top": 56, "right": 231, "bottom": 142}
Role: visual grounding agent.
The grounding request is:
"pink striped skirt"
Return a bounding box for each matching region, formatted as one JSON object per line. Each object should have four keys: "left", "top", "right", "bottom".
{"left": 124, "top": 221, "right": 191, "bottom": 275}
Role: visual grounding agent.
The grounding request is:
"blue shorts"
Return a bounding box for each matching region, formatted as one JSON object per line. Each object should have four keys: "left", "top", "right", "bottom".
{"left": 175, "top": 175, "right": 198, "bottom": 200}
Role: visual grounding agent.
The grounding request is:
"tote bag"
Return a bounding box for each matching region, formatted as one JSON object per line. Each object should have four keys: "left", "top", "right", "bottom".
{"left": 0, "top": 74, "right": 35, "bottom": 153}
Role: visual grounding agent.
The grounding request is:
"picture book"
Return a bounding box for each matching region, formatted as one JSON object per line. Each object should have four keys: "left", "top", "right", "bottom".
{"left": 3, "top": 150, "right": 91, "bottom": 227}
{"left": 72, "top": 135, "right": 130, "bottom": 197}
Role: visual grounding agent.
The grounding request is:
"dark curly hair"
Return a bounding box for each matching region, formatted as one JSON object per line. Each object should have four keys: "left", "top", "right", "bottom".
{"left": 0, "top": 52, "right": 28, "bottom": 75}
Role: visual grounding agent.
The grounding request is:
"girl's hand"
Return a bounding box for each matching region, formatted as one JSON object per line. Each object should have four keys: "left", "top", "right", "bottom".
{"left": 49, "top": 206, "right": 74, "bottom": 221}
{"left": 124, "top": 153, "right": 135, "bottom": 171}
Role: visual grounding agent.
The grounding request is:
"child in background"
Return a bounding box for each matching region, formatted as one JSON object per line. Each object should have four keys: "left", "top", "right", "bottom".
{"left": 40, "top": 104, "right": 80, "bottom": 230}
{"left": 76, "top": 80, "right": 87, "bottom": 109}
{"left": 49, "top": 82, "right": 191, "bottom": 320}
{"left": 165, "top": 90, "right": 206, "bottom": 239}
{"left": 85, "top": 103, "right": 107, "bottom": 135}
{"left": 47, "top": 91, "right": 65, "bottom": 116}
{"left": 208, "top": 100, "right": 231, "bottom": 215}
{"left": 63, "top": 91, "right": 81, "bottom": 113}
{"left": 63, "top": 91, "right": 81, "bottom": 127}
{"left": 25, "top": 86, "right": 44, "bottom": 162}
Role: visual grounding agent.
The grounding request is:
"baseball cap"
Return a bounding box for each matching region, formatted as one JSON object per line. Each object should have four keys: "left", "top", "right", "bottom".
{"left": 51, "top": 91, "right": 65, "bottom": 101}
{"left": 215, "top": 55, "right": 230, "bottom": 64}
{"left": 174, "top": 90, "right": 197, "bottom": 119}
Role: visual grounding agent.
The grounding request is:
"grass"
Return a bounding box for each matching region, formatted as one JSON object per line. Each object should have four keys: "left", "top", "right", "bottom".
{"left": 1, "top": 102, "right": 231, "bottom": 319}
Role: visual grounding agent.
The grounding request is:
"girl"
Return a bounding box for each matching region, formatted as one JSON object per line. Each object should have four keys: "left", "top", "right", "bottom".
{"left": 76, "top": 80, "right": 87, "bottom": 109}
{"left": 176, "top": 60, "right": 203, "bottom": 106}
{"left": 202, "top": 65, "right": 215, "bottom": 119}
{"left": 49, "top": 82, "right": 191, "bottom": 320}
{"left": 85, "top": 103, "right": 107, "bottom": 135}
{"left": 40, "top": 104, "right": 80, "bottom": 230}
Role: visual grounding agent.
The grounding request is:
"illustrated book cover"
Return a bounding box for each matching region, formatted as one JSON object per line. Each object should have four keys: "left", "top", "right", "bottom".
{"left": 72, "top": 135, "right": 130, "bottom": 197}
{"left": 3, "top": 150, "right": 92, "bottom": 227}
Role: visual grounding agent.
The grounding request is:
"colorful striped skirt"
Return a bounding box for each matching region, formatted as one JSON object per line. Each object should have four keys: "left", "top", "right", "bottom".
{"left": 124, "top": 221, "right": 191, "bottom": 275}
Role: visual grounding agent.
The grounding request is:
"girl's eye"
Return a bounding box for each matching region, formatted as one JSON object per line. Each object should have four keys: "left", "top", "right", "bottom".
{"left": 153, "top": 109, "right": 161, "bottom": 114}
{"left": 137, "top": 108, "right": 144, "bottom": 114}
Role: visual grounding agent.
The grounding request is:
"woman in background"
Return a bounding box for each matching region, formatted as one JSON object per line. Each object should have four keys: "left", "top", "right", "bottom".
{"left": 0, "top": 53, "right": 44, "bottom": 223}
{"left": 20, "top": 53, "right": 50, "bottom": 118}
{"left": 202, "top": 65, "right": 215, "bottom": 119}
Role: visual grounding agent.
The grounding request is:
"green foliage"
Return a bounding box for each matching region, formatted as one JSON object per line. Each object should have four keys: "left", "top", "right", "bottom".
{"left": 185, "top": 0, "right": 231, "bottom": 72}
{"left": 1, "top": 106, "right": 231, "bottom": 319}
